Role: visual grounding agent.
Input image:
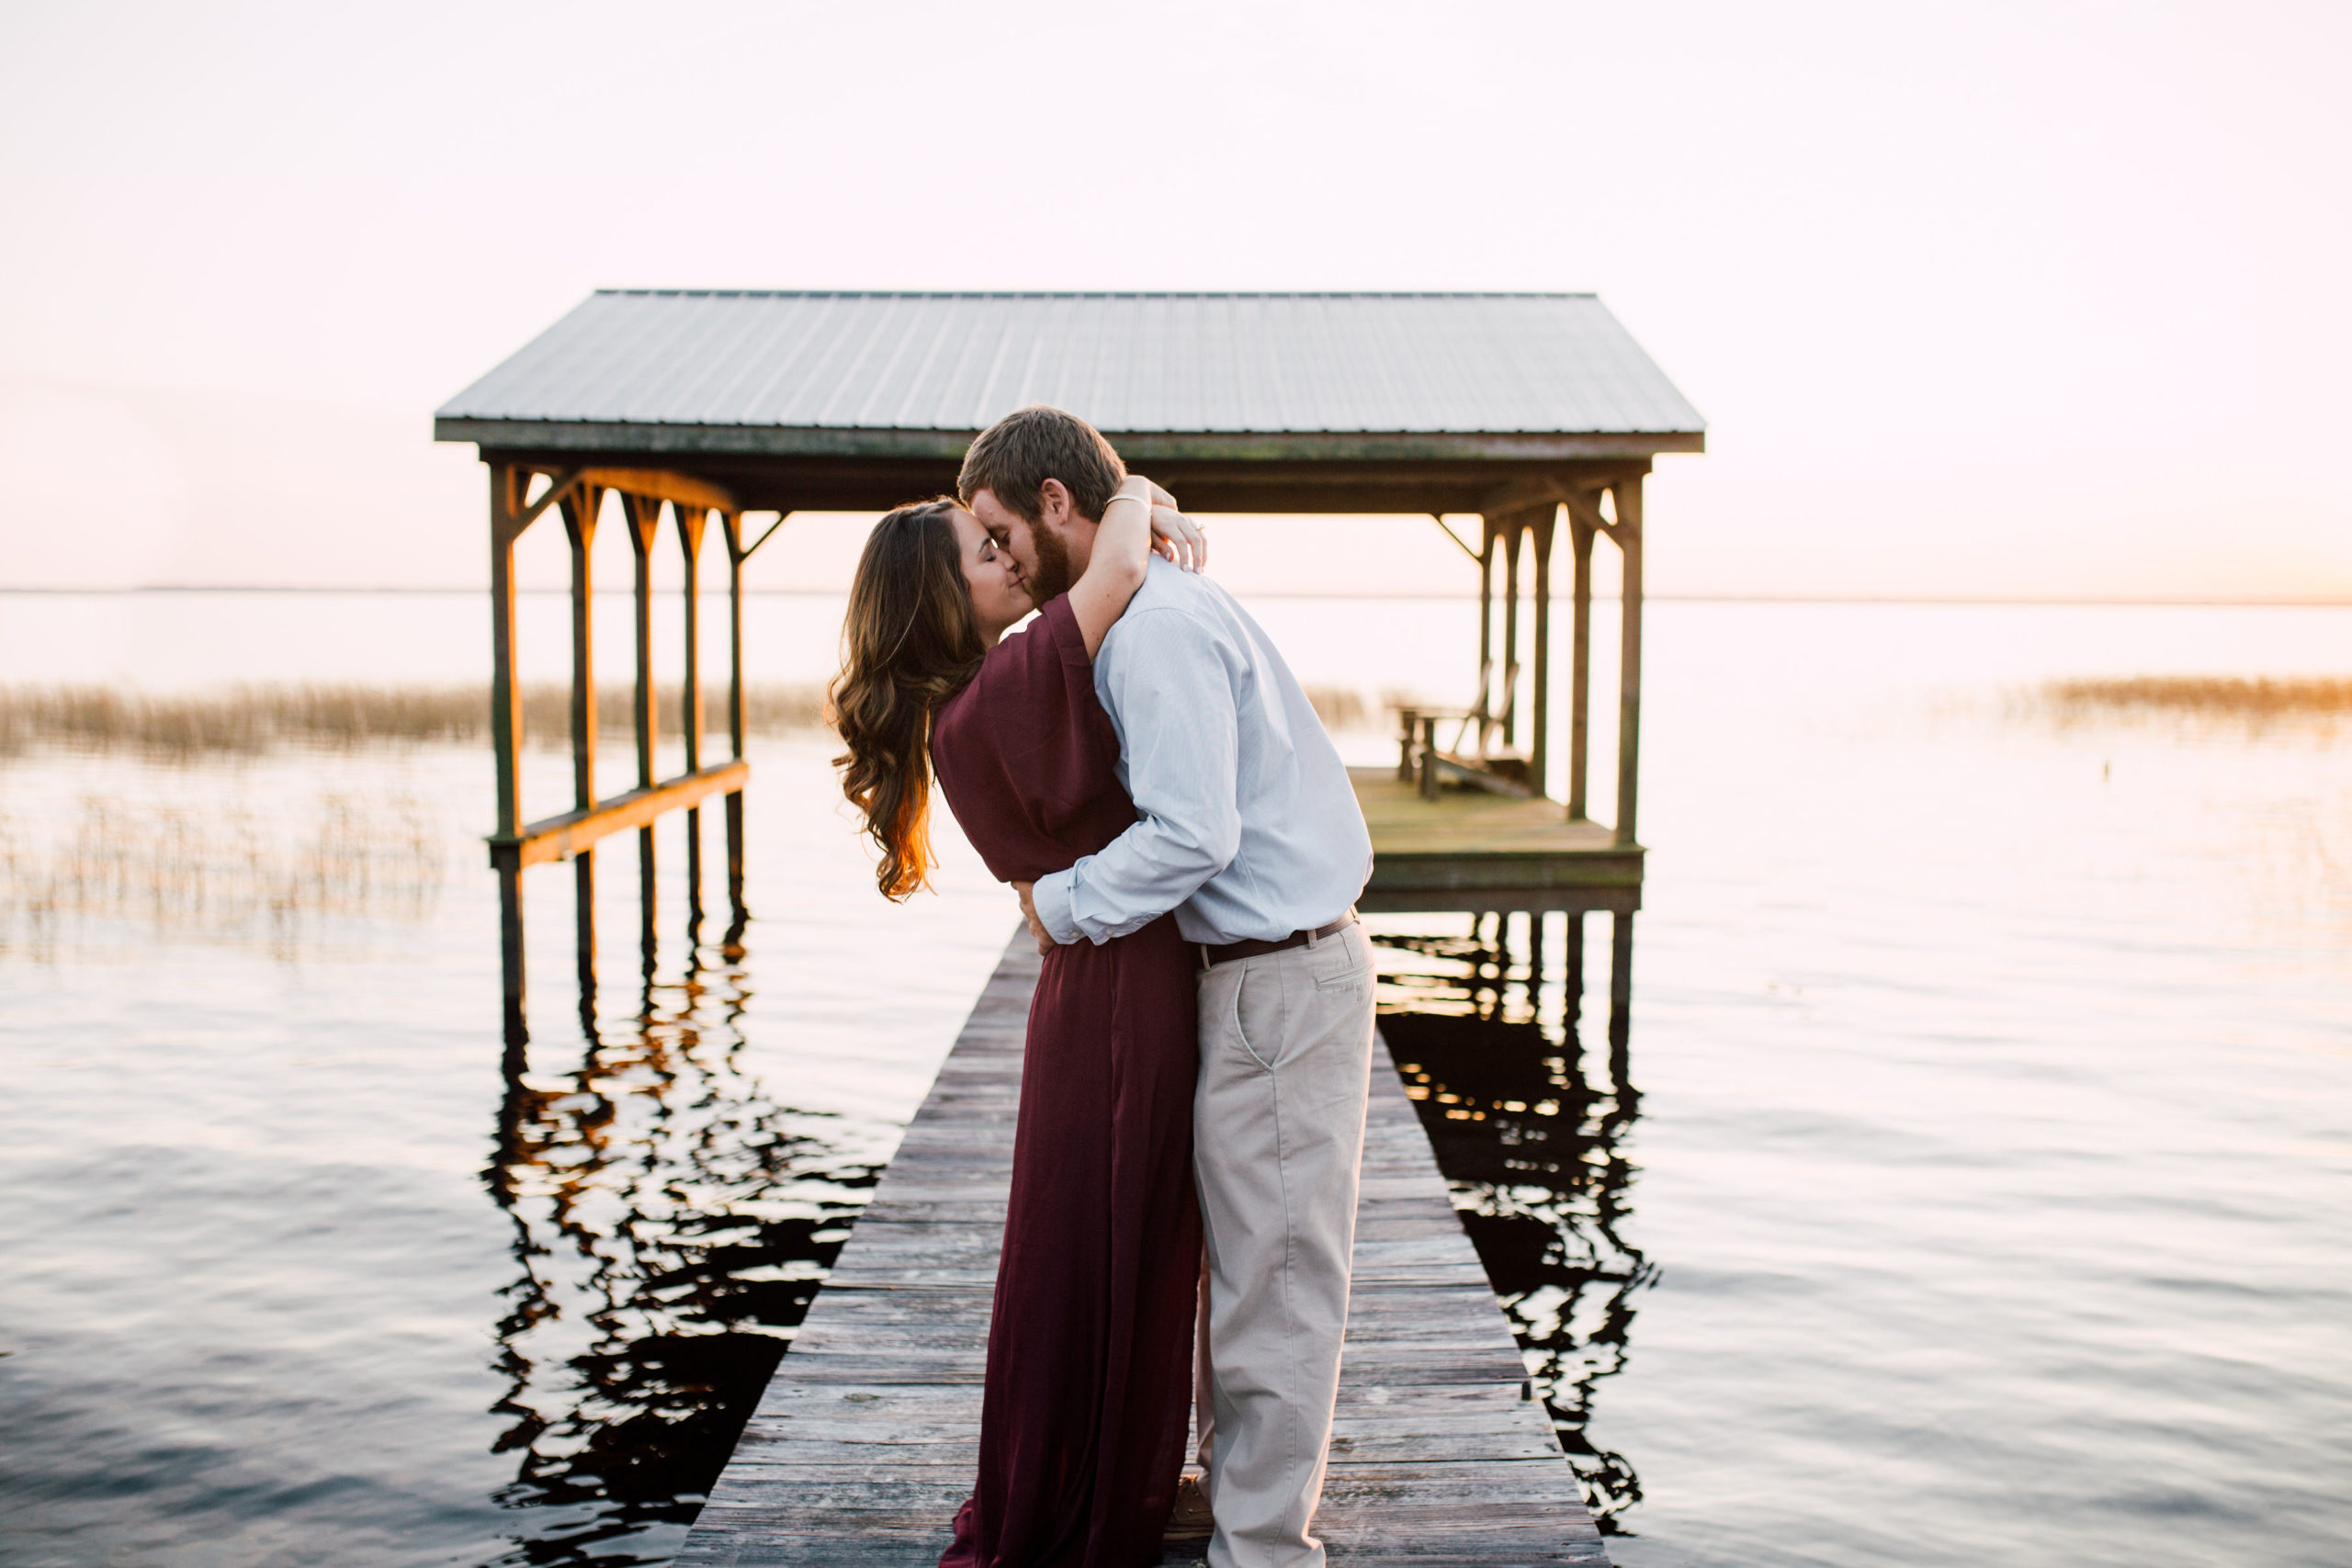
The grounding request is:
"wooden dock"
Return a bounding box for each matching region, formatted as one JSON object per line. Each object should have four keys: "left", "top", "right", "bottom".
{"left": 1352, "top": 770, "right": 1643, "bottom": 916}
{"left": 677, "top": 932, "right": 1609, "bottom": 1566}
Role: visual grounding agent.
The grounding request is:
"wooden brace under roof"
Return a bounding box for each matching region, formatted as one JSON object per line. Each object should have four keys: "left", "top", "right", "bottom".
{"left": 509, "top": 466, "right": 740, "bottom": 531}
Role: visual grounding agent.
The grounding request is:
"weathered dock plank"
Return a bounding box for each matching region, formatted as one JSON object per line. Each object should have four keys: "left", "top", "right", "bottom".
{"left": 677, "top": 932, "right": 1608, "bottom": 1567}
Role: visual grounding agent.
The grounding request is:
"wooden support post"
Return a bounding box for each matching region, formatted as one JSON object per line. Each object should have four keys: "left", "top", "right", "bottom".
{"left": 720, "top": 511, "right": 748, "bottom": 924}
{"left": 626, "top": 494, "right": 661, "bottom": 952}
{"left": 677, "top": 504, "right": 709, "bottom": 931}
{"left": 1567, "top": 506, "right": 1595, "bottom": 821}
{"left": 1611, "top": 478, "right": 1645, "bottom": 848}
{"left": 626, "top": 495, "right": 661, "bottom": 791}
{"left": 1500, "top": 516, "right": 1522, "bottom": 749}
{"left": 1475, "top": 521, "right": 1496, "bottom": 757}
{"left": 489, "top": 464, "right": 527, "bottom": 1039}
{"left": 1609, "top": 911, "right": 1634, "bottom": 1055}
{"left": 1530, "top": 507, "right": 1555, "bottom": 799}
{"left": 561, "top": 485, "right": 604, "bottom": 998}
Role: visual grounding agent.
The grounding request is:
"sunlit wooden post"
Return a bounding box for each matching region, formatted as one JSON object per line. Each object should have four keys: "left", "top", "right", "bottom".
{"left": 561, "top": 485, "right": 603, "bottom": 995}
{"left": 676, "top": 503, "right": 709, "bottom": 926}
{"left": 1500, "top": 515, "right": 1522, "bottom": 749}
{"left": 1611, "top": 477, "right": 1645, "bottom": 848}
{"left": 626, "top": 493, "right": 662, "bottom": 961}
{"left": 489, "top": 464, "right": 528, "bottom": 1037}
{"left": 1474, "top": 521, "right": 1496, "bottom": 757}
{"left": 1529, "top": 505, "right": 1555, "bottom": 799}
{"left": 720, "top": 510, "right": 748, "bottom": 919}
{"left": 1566, "top": 504, "right": 1595, "bottom": 821}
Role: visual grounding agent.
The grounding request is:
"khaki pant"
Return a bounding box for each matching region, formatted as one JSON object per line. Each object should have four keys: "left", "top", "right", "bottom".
{"left": 1191, "top": 920, "right": 1376, "bottom": 1568}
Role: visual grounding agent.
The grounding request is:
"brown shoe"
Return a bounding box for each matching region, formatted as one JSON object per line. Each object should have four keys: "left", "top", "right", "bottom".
{"left": 1165, "top": 1473, "right": 1215, "bottom": 1542}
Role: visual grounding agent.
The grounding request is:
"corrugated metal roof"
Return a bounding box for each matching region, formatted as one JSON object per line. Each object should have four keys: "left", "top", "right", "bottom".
{"left": 435, "top": 292, "right": 1704, "bottom": 440}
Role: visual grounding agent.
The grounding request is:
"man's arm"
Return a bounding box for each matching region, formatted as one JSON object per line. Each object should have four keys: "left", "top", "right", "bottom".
{"left": 1028, "top": 608, "right": 1240, "bottom": 945}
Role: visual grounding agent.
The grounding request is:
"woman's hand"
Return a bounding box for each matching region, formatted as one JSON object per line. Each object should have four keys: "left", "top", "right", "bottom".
{"left": 1128, "top": 475, "right": 1206, "bottom": 572}
{"left": 1012, "top": 881, "right": 1053, "bottom": 954}
{"left": 1149, "top": 504, "right": 1207, "bottom": 572}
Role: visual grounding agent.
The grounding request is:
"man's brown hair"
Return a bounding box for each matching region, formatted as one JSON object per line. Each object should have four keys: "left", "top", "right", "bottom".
{"left": 957, "top": 405, "right": 1126, "bottom": 525}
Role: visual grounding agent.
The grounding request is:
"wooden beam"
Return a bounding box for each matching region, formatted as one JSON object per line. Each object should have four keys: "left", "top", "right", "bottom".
{"left": 498, "top": 761, "right": 752, "bottom": 869}
{"left": 737, "top": 512, "right": 790, "bottom": 558}
{"left": 562, "top": 466, "right": 739, "bottom": 515}
{"left": 1611, "top": 478, "right": 1644, "bottom": 848}
{"left": 1427, "top": 513, "right": 1483, "bottom": 563}
{"left": 1554, "top": 485, "right": 1625, "bottom": 549}
{"left": 513, "top": 467, "right": 583, "bottom": 534}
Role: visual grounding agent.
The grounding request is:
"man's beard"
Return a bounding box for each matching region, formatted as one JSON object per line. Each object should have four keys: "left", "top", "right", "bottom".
{"left": 1025, "top": 521, "right": 1075, "bottom": 605}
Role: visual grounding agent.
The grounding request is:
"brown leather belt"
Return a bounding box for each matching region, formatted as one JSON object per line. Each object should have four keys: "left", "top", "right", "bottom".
{"left": 1197, "top": 912, "right": 1358, "bottom": 970}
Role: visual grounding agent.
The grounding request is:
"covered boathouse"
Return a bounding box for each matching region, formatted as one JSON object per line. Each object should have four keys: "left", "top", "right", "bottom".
{"left": 435, "top": 291, "right": 1703, "bottom": 1562}
{"left": 435, "top": 289, "right": 1706, "bottom": 1023}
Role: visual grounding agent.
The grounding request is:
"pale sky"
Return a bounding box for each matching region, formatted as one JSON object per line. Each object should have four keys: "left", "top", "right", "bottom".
{"left": 2, "top": 0, "right": 2346, "bottom": 601}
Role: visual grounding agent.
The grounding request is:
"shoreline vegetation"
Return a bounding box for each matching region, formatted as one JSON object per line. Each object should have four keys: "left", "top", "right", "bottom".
{"left": 0, "top": 682, "right": 1381, "bottom": 760}
{"left": 9, "top": 675, "right": 2348, "bottom": 763}
{"left": 2023, "top": 676, "right": 2352, "bottom": 731}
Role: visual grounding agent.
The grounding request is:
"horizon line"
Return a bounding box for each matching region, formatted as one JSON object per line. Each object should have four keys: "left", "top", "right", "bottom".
{"left": 6, "top": 586, "right": 2352, "bottom": 610}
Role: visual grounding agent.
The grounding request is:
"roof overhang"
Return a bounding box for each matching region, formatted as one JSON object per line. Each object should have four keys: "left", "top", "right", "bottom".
{"left": 435, "top": 419, "right": 1703, "bottom": 466}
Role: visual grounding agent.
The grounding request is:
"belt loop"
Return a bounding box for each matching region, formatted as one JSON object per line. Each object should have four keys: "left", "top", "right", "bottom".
{"left": 1306, "top": 925, "right": 1319, "bottom": 948}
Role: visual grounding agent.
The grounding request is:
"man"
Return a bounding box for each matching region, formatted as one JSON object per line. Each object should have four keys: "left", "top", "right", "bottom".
{"left": 959, "top": 405, "right": 1377, "bottom": 1568}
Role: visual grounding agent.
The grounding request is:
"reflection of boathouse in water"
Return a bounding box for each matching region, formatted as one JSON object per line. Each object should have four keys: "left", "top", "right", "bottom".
{"left": 435, "top": 292, "right": 1705, "bottom": 1021}
{"left": 435, "top": 293, "right": 1702, "bottom": 1557}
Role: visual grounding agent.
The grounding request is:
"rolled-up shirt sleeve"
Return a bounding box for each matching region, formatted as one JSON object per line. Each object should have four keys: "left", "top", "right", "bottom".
{"left": 1034, "top": 608, "right": 1242, "bottom": 945}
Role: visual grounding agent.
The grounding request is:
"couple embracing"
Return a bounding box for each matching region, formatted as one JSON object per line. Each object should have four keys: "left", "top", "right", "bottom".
{"left": 831, "top": 406, "right": 1377, "bottom": 1568}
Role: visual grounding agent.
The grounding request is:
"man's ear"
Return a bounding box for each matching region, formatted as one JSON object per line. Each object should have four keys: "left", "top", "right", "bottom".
{"left": 1037, "top": 478, "right": 1071, "bottom": 528}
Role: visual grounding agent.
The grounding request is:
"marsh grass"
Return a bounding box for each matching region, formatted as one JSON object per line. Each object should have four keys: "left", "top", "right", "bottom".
{"left": 2023, "top": 676, "right": 2352, "bottom": 734}
{"left": 0, "top": 682, "right": 830, "bottom": 761}
{"left": 1, "top": 789, "right": 450, "bottom": 955}
{"left": 1, "top": 680, "right": 1377, "bottom": 756}
{"left": 1305, "top": 685, "right": 1374, "bottom": 731}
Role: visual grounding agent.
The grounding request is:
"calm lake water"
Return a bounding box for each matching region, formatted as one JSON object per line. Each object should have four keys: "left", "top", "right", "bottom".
{"left": 3, "top": 592, "right": 2347, "bottom": 1568}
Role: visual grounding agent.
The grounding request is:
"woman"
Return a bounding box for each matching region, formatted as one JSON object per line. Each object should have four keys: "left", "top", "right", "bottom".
{"left": 831, "top": 477, "right": 1207, "bottom": 1567}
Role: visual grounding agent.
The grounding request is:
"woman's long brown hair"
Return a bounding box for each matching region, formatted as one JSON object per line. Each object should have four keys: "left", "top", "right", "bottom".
{"left": 829, "top": 499, "right": 987, "bottom": 900}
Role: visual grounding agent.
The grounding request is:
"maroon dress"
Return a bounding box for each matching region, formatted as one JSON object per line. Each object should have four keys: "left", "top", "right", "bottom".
{"left": 928, "top": 594, "right": 1203, "bottom": 1568}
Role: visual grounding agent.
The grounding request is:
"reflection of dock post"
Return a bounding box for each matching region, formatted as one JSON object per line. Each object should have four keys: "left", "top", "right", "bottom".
{"left": 490, "top": 465, "right": 528, "bottom": 1042}
{"left": 562, "top": 486, "right": 603, "bottom": 1009}
{"left": 1563, "top": 912, "right": 1586, "bottom": 1030}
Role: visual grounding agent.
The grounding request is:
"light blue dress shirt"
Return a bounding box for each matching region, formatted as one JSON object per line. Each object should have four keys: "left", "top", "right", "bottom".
{"left": 1028, "top": 557, "right": 1374, "bottom": 948}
